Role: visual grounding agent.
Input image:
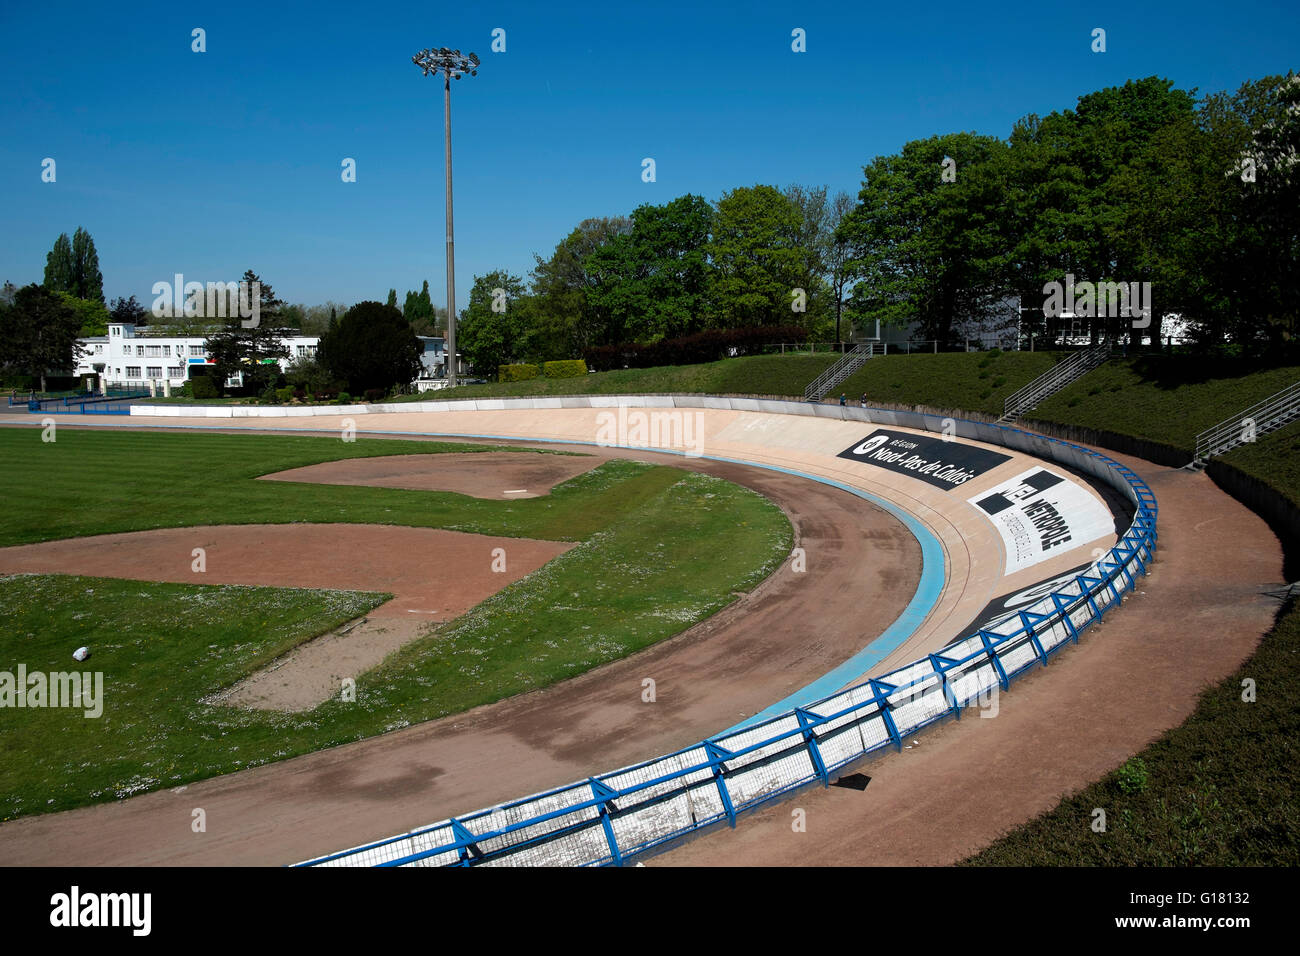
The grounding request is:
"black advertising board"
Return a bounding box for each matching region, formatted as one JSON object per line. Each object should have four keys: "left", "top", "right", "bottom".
{"left": 837, "top": 428, "right": 1012, "bottom": 492}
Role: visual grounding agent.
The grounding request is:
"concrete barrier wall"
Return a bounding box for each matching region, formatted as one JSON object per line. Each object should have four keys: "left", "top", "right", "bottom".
{"left": 284, "top": 396, "right": 1158, "bottom": 868}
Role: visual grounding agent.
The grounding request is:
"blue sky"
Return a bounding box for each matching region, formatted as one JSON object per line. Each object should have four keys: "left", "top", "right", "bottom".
{"left": 1, "top": 1, "right": 1296, "bottom": 310}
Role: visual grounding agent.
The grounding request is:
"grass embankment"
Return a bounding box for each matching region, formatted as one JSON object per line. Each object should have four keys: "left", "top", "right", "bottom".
{"left": 828, "top": 350, "right": 1058, "bottom": 414}
{"left": 1029, "top": 354, "right": 1300, "bottom": 452}
{"left": 400, "top": 353, "right": 840, "bottom": 401}
{"left": 141, "top": 353, "right": 840, "bottom": 405}
{"left": 0, "top": 430, "right": 792, "bottom": 818}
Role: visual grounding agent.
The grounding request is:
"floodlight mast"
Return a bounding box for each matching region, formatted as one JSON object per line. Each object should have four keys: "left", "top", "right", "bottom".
{"left": 413, "top": 47, "right": 479, "bottom": 389}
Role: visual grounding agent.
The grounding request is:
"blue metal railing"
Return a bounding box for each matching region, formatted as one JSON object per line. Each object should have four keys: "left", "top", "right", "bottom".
{"left": 294, "top": 411, "right": 1157, "bottom": 868}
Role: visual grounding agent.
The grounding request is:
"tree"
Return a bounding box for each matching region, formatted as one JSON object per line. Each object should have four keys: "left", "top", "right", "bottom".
{"left": 109, "top": 295, "right": 147, "bottom": 327}
{"left": 201, "top": 271, "right": 289, "bottom": 394}
{"left": 317, "top": 300, "right": 422, "bottom": 394}
{"left": 458, "top": 271, "right": 530, "bottom": 375}
{"left": 840, "top": 133, "right": 1008, "bottom": 345}
{"left": 1, "top": 284, "right": 85, "bottom": 391}
{"left": 56, "top": 293, "right": 110, "bottom": 337}
{"left": 70, "top": 227, "right": 104, "bottom": 302}
{"left": 825, "top": 191, "right": 857, "bottom": 342}
{"left": 708, "top": 185, "right": 807, "bottom": 328}
{"left": 386, "top": 289, "right": 398, "bottom": 309}
{"left": 43, "top": 234, "right": 74, "bottom": 293}
{"left": 530, "top": 216, "right": 632, "bottom": 355}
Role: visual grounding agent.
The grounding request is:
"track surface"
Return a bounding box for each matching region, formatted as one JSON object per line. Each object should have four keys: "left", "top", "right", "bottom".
{"left": 0, "top": 444, "right": 922, "bottom": 865}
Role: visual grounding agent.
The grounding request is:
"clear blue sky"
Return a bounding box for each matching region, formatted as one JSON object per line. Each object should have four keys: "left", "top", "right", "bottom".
{"left": 1, "top": 1, "right": 1296, "bottom": 310}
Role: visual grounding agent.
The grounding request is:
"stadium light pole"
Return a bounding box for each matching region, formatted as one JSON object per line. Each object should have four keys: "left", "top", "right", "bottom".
{"left": 413, "top": 47, "right": 479, "bottom": 389}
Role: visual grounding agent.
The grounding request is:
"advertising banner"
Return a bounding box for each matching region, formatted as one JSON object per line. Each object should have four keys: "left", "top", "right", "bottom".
{"left": 837, "top": 429, "right": 1012, "bottom": 492}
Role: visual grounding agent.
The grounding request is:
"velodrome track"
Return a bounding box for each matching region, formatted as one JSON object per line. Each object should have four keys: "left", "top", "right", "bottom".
{"left": 0, "top": 400, "right": 1284, "bottom": 866}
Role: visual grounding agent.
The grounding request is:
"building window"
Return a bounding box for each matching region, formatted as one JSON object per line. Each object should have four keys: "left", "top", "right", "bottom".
{"left": 146, "top": 366, "right": 162, "bottom": 378}
{"left": 162, "top": 345, "right": 171, "bottom": 357}
{"left": 168, "top": 366, "right": 184, "bottom": 377}
{"left": 126, "top": 366, "right": 141, "bottom": 378}
{"left": 136, "top": 345, "right": 145, "bottom": 356}
{"left": 190, "top": 345, "right": 205, "bottom": 357}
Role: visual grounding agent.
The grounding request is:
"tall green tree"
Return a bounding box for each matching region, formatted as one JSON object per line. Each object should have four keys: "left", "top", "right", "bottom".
{"left": 69, "top": 227, "right": 104, "bottom": 302}
{"left": 840, "top": 133, "right": 1008, "bottom": 345}
{"left": 1, "top": 284, "right": 85, "bottom": 391}
{"left": 317, "top": 300, "right": 422, "bottom": 393}
{"left": 43, "top": 234, "right": 74, "bottom": 293}
{"left": 530, "top": 217, "right": 631, "bottom": 355}
{"left": 201, "top": 271, "right": 288, "bottom": 394}
{"left": 458, "top": 271, "right": 530, "bottom": 375}
{"left": 584, "top": 196, "right": 714, "bottom": 343}
{"left": 708, "top": 185, "right": 813, "bottom": 328}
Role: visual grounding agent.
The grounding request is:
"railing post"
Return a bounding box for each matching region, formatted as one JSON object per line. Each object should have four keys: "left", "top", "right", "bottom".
{"left": 977, "top": 630, "right": 1010, "bottom": 691}
{"left": 795, "top": 708, "right": 830, "bottom": 786}
{"left": 704, "top": 741, "right": 737, "bottom": 827}
{"left": 869, "top": 679, "right": 903, "bottom": 750}
{"left": 588, "top": 778, "right": 623, "bottom": 866}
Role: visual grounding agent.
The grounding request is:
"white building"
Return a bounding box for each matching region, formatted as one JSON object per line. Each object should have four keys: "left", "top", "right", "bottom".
{"left": 74, "top": 323, "right": 319, "bottom": 392}
{"left": 75, "top": 324, "right": 456, "bottom": 393}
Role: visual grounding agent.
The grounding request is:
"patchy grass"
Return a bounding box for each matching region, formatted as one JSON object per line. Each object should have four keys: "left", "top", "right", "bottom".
{"left": 0, "top": 429, "right": 654, "bottom": 546}
{"left": 0, "top": 464, "right": 791, "bottom": 819}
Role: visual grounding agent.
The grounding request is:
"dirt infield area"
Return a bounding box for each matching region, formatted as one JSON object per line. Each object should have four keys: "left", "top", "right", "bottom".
{"left": 0, "top": 524, "right": 574, "bottom": 710}
{"left": 263, "top": 451, "right": 601, "bottom": 499}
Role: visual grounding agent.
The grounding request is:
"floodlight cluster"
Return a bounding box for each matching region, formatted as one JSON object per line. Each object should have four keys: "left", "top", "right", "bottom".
{"left": 412, "top": 47, "right": 480, "bottom": 80}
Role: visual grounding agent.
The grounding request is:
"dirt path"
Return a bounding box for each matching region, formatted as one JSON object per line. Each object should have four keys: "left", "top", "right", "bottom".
{"left": 0, "top": 451, "right": 922, "bottom": 865}
{"left": 654, "top": 450, "right": 1284, "bottom": 866}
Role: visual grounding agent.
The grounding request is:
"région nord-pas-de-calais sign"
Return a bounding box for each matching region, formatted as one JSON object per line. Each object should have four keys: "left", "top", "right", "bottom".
{"left": 837, "top": 429, "right": 1011, "bottom": 491}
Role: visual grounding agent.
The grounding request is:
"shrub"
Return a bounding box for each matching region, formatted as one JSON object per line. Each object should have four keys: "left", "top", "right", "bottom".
{"left": 363, "top": 388, "right": 385, "bottom": 403}
{"left": 190, "top": 376, "right": 219, "bottom": 400}
{"left": 543, "top": 359, "right": 588, "bottom": 379}
{"left": 313, "top": 388, "right": 338, "bottom": 402}
{"left": 275, "top": 386, "right": 294, "bottom": 402}
{"left": 337, "top": 391, "right": 351, "bottom": 403}
{"left": 499, "top": 363, "right": 540, "bottom": 382}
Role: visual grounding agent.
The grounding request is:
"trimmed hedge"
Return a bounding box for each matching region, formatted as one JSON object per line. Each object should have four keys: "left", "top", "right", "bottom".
{"left": 499, "top": 363, "right": 540, "bottom": 382}
{"left": 190, "top": 376, "right": 220, "bottom": 400}
{"left": 542, "top": 360, "right": 587, "bottom": 379}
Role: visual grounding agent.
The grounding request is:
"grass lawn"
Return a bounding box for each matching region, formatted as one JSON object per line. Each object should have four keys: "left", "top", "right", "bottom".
{"left": 0, "top": 431, "right": 792, "bottom": 819}
{"left": 0, "top": 429, "right": 661, "bottom": 546}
